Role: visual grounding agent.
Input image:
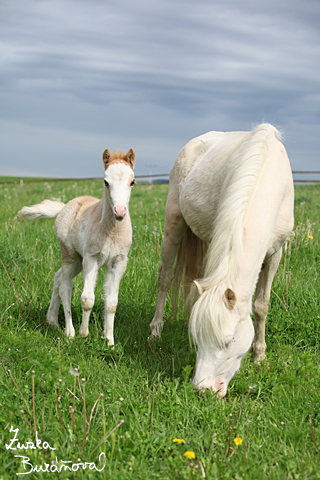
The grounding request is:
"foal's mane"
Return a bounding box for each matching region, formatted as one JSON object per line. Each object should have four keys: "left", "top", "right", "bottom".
{"left": 189, "top": 123, "right": 281, "bottom": 347}
{"left": 107, "top": 150, "right": 131, "bottom": 167}
{"left": 103, "top": 148, "right": 136, "bottom": 170}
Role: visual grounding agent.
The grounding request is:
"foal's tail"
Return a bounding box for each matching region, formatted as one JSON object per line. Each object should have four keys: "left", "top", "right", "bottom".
{"left": 171, "top": 228, "right": 208, "bottom": 320}
{"left": 17, "top": 200, "right": 65, "bottom": 221}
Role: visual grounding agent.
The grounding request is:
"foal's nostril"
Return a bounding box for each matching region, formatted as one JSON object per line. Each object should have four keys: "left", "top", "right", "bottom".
{"left": 114, "top": 206, "right": 127, "bottom": 218}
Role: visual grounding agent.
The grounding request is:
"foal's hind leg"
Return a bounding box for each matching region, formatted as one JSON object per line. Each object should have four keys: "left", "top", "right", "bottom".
{"left": 252, "top": 249, "right": 282, "bottom": 363}
{"left": 59, "top": 257, "right": 82, "bottom": 338}
{"left": 149, "top": 188, "right": 187, "bottom": 338}
{"left": 47, "top": 268, "right": 62, "bottom": 327}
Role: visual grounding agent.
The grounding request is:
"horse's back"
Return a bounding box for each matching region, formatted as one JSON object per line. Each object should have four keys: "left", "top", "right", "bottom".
{"left": 55, "top": 196, "right": 100, "bottom": 244}
{"left": 173, "top": 125, "right": 293, "bottom": 243}
{"left": 176, "top": 130, "right": 249, "bottom": 241}
{"left": 173, "top": 130, "right": 246, "bottom": 185}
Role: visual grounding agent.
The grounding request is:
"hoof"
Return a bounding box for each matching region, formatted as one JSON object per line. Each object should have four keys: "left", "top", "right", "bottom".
{"left": 148, "top": 333, "right": 160, "bottom": 343}
{"left": 79, "top": 327, "right": 89, "bottom": 338}
{"left": 65, "top": 326, "right": 75, "bottom": 339}
{"left": 148, "top": 322, "right": 162, "bottom": 339}
{"left": 251, "top": 351, "right": 266, "bottom": 363}
{"left": 103, "top": 334, "right": 114, "bottom": 347}
{"left": 46, "top": 318, "right": 59, "bottom": 328}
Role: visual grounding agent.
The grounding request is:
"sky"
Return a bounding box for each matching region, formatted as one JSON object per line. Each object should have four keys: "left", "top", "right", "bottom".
{"left": 1, "top": 0, "right": 319, "bottom": 178}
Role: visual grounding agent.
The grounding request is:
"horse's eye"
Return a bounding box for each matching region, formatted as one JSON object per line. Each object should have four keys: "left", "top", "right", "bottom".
{"left": 130, "top": 179, "right": 135, "bottom": 187}
{"left": 104, "top": 179, "right": 109, "bottom": 187}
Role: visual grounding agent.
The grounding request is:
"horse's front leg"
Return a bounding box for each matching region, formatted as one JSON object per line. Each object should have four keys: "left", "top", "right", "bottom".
{"left": 149, "top": 187, "right": 187, "bottom": 338}
{"left": 79, "top": 256, "right": 100, "bottom": 338}
{"left": 103, "top": 256, "right": 128, "bottom": 346}
{"left": 252, "top": 248, "right": 282, "bottom": 362}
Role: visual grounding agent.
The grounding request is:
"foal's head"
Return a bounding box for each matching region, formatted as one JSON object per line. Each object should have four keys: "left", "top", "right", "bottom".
{"left": 102, "top": 149, "right": 136, "bottom": 220}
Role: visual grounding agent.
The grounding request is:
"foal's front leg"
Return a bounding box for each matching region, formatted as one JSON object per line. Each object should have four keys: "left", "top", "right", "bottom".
{"left": 79, "top": 256, "right": 100, "bottom": 337}
{"left": 103, "top": 256, "right": 128, "bottom": 346}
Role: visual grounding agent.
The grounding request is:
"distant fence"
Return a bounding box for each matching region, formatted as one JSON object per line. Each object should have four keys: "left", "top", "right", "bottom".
{"left": 292, "top": 172, "right": 320, "bottom": 184}
{"left": 0, "top": 174, "right": 170, "bottom": 185}
{"left": 1, "top": 172, "right": 320, "bottom": 185}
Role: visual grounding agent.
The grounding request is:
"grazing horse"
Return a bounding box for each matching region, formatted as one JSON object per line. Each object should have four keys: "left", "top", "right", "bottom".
{"left": 17, "top": 149, "right": 136, "bottom": 344}
{"left": 149, "top": 124, "right": 294, "bottom": 396}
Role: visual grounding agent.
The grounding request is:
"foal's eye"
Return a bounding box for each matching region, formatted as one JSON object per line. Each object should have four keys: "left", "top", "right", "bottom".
{"left": 104, "top": 180, "right": 109, "bottom": 187}
{"left": 130, "top": 179, "right": 135, "bottom": 187}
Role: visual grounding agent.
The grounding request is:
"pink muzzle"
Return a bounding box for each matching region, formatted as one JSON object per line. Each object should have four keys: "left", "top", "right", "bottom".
{"left": 114, "top": 205, "right": 127, "bottom": 219}
{"left": 193, "top": 376, "right": 227, "bottom": 397}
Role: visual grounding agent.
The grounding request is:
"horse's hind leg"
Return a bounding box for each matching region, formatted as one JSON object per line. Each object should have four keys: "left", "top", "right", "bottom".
{"left": 47, "top": 268, "right": 62, "bottom": 327}
{"left": 59, "top": 257, "right": 82, "bottom": 338}
{"left": 252, "top": 248, "right": 282, "bottom": 362}
{"left": 149, "top": 186, "right": 187, "bottom": 338}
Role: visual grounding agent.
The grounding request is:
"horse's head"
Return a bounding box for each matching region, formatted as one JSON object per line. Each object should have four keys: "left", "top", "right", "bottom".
{"left": 102, "top": 149, "right": 136, "bottom": 220}
{"left": 190, "top": 284, "right": 254, "bottom": 397}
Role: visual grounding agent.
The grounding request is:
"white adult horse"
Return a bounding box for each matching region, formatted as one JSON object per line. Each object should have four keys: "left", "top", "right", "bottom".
{"left": 149, "top": 124, "right": 294, "bottom": 396}
{"left": 17, "top": 149, "right": 136, "bottom": 344}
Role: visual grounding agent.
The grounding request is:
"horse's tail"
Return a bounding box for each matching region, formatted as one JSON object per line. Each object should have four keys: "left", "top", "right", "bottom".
{"left": 171, "top": 227, "right": 208, "bottom": 320}
{"left": 17, "top": 200, "right": 65, "bottom": 221}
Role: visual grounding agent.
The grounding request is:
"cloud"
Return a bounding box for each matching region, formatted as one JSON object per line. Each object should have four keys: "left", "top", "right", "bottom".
{"left": 0, "top": 0, "right": 319, "bottom": 176}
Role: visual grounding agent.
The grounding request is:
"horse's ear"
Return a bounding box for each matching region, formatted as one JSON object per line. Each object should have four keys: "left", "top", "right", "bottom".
{"left": 224, "top": 288, "right": 236, "bottom": 309}
{"left": 102, "top": 149, "right": 111, "bottom": 169}
{"left": 126, "top": 149, "right": 136, "bottom": 169}
{"left": 194, "top": 280, "right": 204, "bottom": 297}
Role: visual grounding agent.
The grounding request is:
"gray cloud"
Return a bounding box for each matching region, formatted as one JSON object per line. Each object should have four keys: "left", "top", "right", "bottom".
{"left": 0, "top": 0, "right": 319, "bottom": 176}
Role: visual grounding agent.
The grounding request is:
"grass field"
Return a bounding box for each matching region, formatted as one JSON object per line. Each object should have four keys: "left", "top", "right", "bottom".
{"left": 0, "top": 178, "right": 319, "bottom": 479}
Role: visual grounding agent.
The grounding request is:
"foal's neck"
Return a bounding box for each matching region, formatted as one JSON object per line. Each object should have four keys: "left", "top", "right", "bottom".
{"left": 101, "top": 190, "right": 115, "bottom": 226}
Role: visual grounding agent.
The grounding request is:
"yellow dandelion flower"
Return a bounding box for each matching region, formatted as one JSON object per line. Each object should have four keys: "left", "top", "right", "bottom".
{"left": 234, "top": 437, "right": 243, "bottom": 446}
{"left": 184, "top": 451, "right": 196, "bottom": 460}
{"left": 308, "top": 235, "right": 313, "bottom": 239}
{"left": 173, "top": 438, "right": 185, "bottom": 444}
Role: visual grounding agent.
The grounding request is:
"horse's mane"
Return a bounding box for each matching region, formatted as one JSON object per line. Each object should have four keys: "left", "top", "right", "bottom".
{"left": 189, "top": 123, "right": 281, "bottom": 348}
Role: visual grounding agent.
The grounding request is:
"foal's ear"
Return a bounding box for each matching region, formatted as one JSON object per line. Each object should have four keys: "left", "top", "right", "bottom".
{"left": 102, "top": 149, "right": 111, "bottom": 169}
{"left": 224, "top": 288, "right": 236, "bottom": 309}
{"left": 194, "top": 280, "right": 204, "bottom": 297}
{"left": 126, "top": 149, "right": 136, "bottom": 169}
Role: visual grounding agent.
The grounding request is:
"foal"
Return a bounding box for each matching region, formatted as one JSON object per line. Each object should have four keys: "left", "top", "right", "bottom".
{"left": 17, "top": 149, "right": 136, "bottom": 344}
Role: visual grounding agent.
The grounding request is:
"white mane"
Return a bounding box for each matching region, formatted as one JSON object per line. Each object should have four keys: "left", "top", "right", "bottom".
{"left": 189, "top": 123, "right": 281, "bottom": 348}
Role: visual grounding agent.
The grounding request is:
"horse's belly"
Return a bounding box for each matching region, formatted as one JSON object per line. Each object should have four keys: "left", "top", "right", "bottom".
{"left": 179, "top": 172, "right": 222, "bottom": 243}
{"left": 179, "top": 193, "right": 215, "bottom": 243}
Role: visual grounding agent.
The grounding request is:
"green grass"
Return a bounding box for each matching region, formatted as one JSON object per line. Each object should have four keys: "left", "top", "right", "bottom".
{"left": 0, "top": 179, "right": 320, "bottom": 479}
{"left": 0, "top": 177, "right": 67, "bottom": 184}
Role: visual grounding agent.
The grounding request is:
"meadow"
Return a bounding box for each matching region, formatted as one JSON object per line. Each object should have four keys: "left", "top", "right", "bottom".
{"left": 0, "top": 178, "right": 319, "bottom": 479}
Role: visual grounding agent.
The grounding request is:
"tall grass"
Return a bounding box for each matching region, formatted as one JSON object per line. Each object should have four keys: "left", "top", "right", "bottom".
{"left": 0, "top": 179, "right": 319, "bottom": 479}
